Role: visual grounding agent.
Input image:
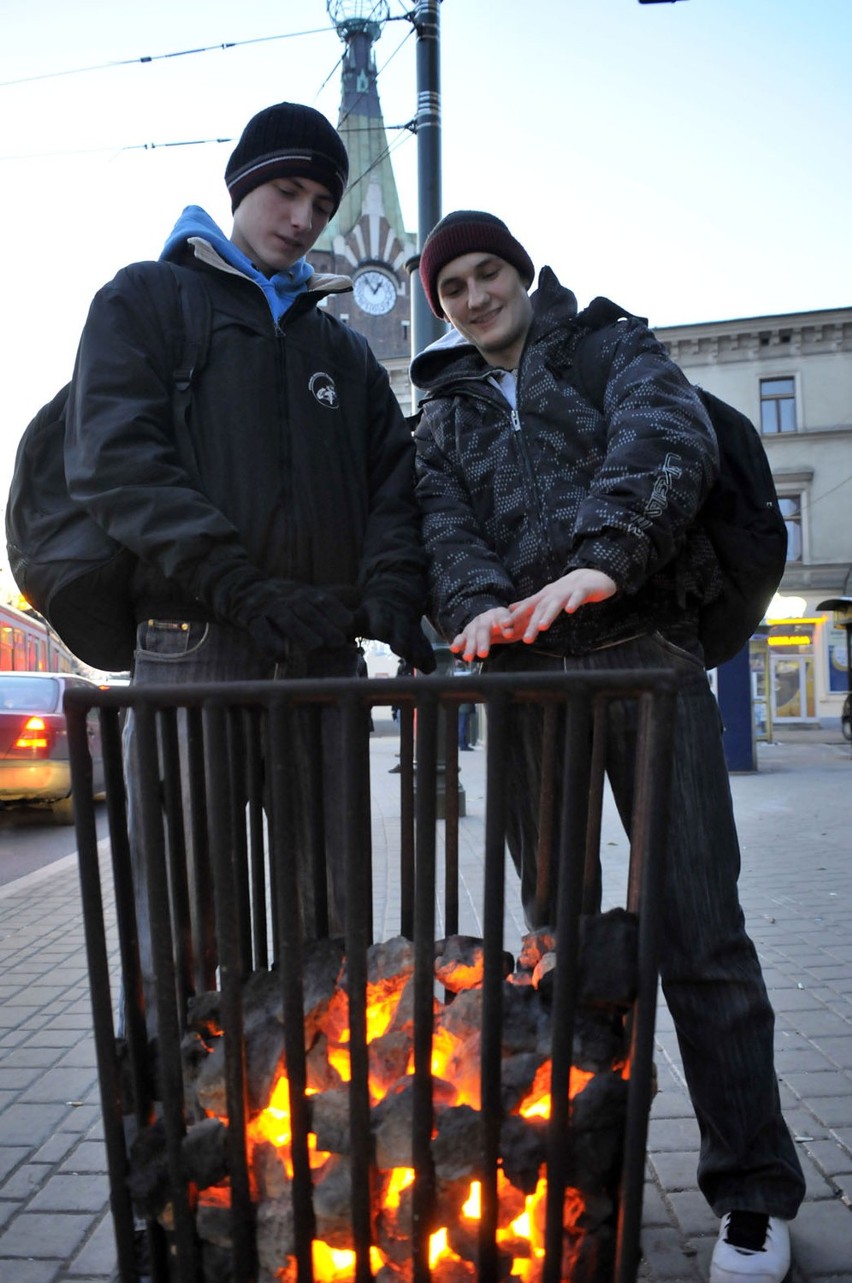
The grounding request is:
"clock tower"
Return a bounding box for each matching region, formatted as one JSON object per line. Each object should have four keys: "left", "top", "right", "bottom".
{"left": 308, "top": 1, "right": 418, "bottom": 411}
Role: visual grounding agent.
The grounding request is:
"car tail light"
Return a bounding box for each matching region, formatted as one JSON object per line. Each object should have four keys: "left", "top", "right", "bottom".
{"left": 14, "top": 716, "right": 53, "bottom": 755}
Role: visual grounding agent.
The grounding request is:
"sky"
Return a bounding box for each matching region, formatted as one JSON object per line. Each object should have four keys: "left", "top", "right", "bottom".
{"left": 0, "top": 0, "right": 849, "bottom": 580}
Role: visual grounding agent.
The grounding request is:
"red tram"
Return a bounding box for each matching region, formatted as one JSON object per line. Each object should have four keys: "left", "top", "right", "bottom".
{"left": 0, "top": 601, "right": 78, "bottom": 674}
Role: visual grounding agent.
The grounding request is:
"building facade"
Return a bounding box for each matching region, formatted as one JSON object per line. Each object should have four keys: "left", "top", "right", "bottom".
{"left": 657, "top": 307, "right": 852, "bottom": 732}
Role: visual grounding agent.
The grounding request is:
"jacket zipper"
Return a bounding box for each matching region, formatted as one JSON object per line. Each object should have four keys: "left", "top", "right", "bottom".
{"left": 507, "top": 402, "right": 559, "bottom": 575}
{"left": 446, "top": 383, "right": 556, "bottom": 578}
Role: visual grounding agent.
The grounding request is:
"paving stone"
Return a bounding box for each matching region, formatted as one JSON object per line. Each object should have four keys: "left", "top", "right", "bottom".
{"left": 0, "top": 1047, "right": 61, "bottom": 1070}
{"left": 0, "top": 1145, "right": 28, "bottom": 1182}
{"left": 0, "top": 1161, "right": 53, "bottom": 1200}
{"left": 0, "top": 1210, "right": 93, "bottom": 1258}
{"left": 647, "top": 1149, "right": 698, "bottom": 1194}
{"left": 54, "top": 1044, "right": 98, "bottom": 1071}
{"left": 782, "top": 1070, "right": 852, "bottom": 1099}
{"left": 0, "top": 1065, "right": 44, "bottom": 1091}
{"left": 801, "top": 1138, "right": 852, "bottom": 1179}
{"left": 44, "top": 1015, "right": 98, "bottom": 1032}
{"left": 58, "top": 1141, "right": 110, "bottom": 1175}
{"left": 664, "top": 1189, "right": 718, "bottom": 1239}
{"left": 797, "top": 1153, "right": 843, "bottom": 1199}
{"left": 639, "top": 1223, "right": 703, "bottom": 1280}
{"left": 33, "top": 1132, "right": 82, "bottom": 1166}
{"left": 0, "top": 1103, "right": 68, "bottom": 1146}
{"left": 0, "top": 1028, "right": 30, "bottom": 1048}
{"left": 648, "top": 1089, "right": 694, "bottom": 1121}
{"left": 790, "top": 1196, "right": 852, "bottom": 1273}
{"left": 0, "top": 1005, "right": 35, "bottom": 1029}
{"left": 805, "top": 1096, "right": 852, "bottom": 1129}
{"left": 0, "top": 1261, "right": 60, "bottom": 1283}
{"left": 783, "top": 1011, "right": 852, "bottom": 1041}
{"left": 24, "top": 1068, "right": 100, "bottom": 1105}
{"left": 812, "top": 1037, "right": 852, "bottom": 1069}
{"left": 56, "top": 1105, "right": 101, "bottom": 1135}
{"left": 639, "top": 1177, "right": 671, "bottom": 1228}
{"left": 67, "top": 1209, "right": 118, "bottom": 1277}
{"left": 646, "top": 1115, "right": 701, "bottom": 1153}
{"left": 28, "top": 1172, "right": 110, "bottom": 1213}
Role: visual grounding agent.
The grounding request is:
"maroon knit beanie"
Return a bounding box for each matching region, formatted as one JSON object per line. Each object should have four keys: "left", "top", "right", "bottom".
{"left": 225, "top": 102, "right": 349, "bottom": 214}
{"left": 419, "top": 210, "right": 535, "bottom": 317}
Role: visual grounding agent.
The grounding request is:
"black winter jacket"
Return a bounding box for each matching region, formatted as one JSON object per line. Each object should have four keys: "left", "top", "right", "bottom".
{"left": 65, "top": 251, "right": 426, "bottom": 632}
{"left": 411, "top": 268, "right": 722, "bottom": 656}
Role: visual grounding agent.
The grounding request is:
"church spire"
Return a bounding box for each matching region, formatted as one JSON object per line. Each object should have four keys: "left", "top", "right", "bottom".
{"left": 314, "top": 2, "right": 412, "bottom": 263}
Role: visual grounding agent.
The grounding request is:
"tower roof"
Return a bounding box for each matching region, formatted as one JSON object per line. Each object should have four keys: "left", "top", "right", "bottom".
{"left": 312, "top": 18, "right": 412, "bottom": 254}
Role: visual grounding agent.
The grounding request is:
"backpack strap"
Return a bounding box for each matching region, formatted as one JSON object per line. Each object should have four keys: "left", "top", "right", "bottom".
{"left": 570, "top": 296, "right": 644, "bottom": 412}
{"left": 161, "top": 261, "right": 213, "bottom": 425}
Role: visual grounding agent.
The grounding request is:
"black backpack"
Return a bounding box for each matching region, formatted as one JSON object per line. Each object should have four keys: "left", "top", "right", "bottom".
{"left": 571, "top": 297, "right": 788, "bottom": 671}
{"left": 5, "top": 261, "right": 211, "bottom": 673}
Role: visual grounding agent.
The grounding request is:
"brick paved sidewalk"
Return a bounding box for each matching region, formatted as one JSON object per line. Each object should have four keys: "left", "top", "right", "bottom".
{"left": 0, "top": 714, "right": 850, "bottom": 1281}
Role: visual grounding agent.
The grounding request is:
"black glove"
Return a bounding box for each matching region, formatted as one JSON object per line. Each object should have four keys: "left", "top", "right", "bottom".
{"left": 248, "top": 583, "right": 355, "bottom": 660}
{"left": 356, "top": 600, "right": 437, "bottom": 674}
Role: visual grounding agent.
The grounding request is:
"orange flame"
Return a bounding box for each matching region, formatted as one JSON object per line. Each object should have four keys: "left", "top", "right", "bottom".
{"left": 216, "top": 968, "right": 613, "bottom": 1278}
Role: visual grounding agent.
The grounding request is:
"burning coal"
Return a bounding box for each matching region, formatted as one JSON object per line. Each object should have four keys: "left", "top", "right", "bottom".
{"left": 127, "top": 911, "right": 640, "bottom": 1282}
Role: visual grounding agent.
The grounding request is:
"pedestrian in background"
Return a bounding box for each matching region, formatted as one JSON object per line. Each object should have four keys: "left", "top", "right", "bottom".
{"left": 454, "top": 656, "right": 475, "bottom": 749}
{"left": 411, "top": 209, "right": 803, "bottom": 1283}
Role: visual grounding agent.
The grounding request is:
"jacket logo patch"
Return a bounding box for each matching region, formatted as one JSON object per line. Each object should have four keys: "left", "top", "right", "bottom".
{"left": 309, "top": 371, "right": 339, "bottom": 409}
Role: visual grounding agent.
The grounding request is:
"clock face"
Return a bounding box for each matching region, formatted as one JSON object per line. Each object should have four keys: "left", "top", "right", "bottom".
{"left": 353, "top": 268, "right": 397, "bottom": 316}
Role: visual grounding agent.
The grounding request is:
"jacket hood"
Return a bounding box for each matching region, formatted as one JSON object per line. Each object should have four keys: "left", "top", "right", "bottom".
{"left": 160, "top": 205, "right": 352, "bottom": 322}
{"left": 409, "top": 265, "right": 579, "bottom": 392}
{"left": 409, "top": 325, "right": 478, "bottom": 389}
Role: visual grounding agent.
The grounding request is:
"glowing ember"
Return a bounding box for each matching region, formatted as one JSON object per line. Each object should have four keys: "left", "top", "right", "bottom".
{"left": 385, "top": 1167, "right": 414, "bottom": 1210}
{"left": 191, "top": 929, "right": 634, "bottom": 1280}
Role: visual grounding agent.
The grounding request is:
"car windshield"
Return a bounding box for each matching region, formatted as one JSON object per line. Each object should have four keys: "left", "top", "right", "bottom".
{"left": 0, "top": 676, "right": 60, "bottom": 712}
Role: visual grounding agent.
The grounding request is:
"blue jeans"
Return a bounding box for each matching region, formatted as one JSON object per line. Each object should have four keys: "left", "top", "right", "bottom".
{"left": 121, "top": 619, "right": 361, "bottom": 1034}
{"left": 486, "top": 632, "right": 805, "bottom": 1221}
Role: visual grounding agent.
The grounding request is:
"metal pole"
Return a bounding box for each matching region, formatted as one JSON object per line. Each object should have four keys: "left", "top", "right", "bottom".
{"left": 410, "top": 0, "right": 443, "bottom": 360}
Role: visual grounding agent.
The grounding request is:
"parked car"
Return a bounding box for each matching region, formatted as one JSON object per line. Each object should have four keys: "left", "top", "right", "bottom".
{"left": 843, "top": 693, "right": 852, "bottom": 742}
{"left": 0, "top": 672, "right": 106, "bottom": 824}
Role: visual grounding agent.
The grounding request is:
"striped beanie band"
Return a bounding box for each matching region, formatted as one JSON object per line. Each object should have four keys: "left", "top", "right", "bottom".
{"left": 225, "top": 102, "right": 349, "bottom": 214}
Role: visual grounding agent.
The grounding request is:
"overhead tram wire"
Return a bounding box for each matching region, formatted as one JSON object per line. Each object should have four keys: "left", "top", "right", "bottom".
{"left": 0, "top": 26, "right": 336, "bottom": 89}
{"left": 0, "top": 121, "right": 415, "bottom": 168}
{"left": 2, "top": 8, "right": 419, "bottom": 191}
{"left": 0, "top": 7, "right": 418, "bottom": 91}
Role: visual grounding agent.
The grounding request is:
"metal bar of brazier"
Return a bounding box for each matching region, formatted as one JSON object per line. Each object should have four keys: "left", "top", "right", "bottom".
{"left": 66, "top": 668, "right": 678, "bottom": 1283}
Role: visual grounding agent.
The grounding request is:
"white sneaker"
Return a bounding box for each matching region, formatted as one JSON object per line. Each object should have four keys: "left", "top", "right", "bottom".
{"left": 710, "top": 1212, "right": 791, "bottom": 1283}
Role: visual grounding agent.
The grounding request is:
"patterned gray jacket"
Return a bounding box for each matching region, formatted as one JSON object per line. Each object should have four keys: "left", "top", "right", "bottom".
{"left": 411, "top": 267, "right": 722, "bottom": 656}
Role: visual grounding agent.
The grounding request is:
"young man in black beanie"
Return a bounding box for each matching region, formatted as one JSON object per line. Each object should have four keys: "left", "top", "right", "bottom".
{"left": 64, "top": 102, "right": 433, "bottom": 1025}
{"left": 411, "top": 210, "right": 803, "bottom": 1283}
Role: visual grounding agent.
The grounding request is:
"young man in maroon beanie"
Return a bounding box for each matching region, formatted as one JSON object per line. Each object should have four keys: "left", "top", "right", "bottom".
{"left": 411, "top": 210, "right": 803, "bottom": 1283}
{"left": 64, "top": 102, "right": 433, "bottom": 1028}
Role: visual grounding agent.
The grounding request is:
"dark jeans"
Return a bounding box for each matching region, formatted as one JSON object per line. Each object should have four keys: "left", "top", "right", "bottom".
{"left": 486, "top": 632, "right": 805, "bottom": 1221}
{"left": 121, "top": 619, "right": 361, "bottom": 1034}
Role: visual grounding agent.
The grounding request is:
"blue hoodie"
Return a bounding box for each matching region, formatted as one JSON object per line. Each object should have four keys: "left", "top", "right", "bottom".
{"left": 160, "top": 205, "right": 314, "bottom": 325}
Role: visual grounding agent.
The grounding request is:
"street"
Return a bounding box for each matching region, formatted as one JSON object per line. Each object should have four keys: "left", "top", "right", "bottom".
{"left": 0, "top": 801, "right": 107, "bottom": 887}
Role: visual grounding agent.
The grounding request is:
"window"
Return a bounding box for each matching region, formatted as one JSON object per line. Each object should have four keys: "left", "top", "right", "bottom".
{"left": 779, "top": 493, "right": 802, "bottom": 562}
{"left": 760, "top": 377, "right": 796, "bottom": 433}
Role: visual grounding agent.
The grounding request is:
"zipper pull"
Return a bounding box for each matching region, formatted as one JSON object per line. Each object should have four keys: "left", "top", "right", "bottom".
{"left": 510, "top": 409, "right": 521, "bottom": 432}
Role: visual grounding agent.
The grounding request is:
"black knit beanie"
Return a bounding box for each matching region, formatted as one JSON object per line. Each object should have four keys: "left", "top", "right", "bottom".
{"left": 225, "top": 102, "right": 349, "bottom": 214}
{"left": 419, "top": 210, "right": 535, "bottom": 317}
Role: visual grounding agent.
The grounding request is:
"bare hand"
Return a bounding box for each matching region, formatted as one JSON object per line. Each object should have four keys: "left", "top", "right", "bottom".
{"left": 450, "top": 606, "right": 522, "bottom": 661}
{"left": 507, "top": 569, "right": 618, "bottom": 644}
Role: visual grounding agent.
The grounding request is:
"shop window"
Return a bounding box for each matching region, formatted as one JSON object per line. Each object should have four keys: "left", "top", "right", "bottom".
{"left": 760, "top": 377, "right": 797, "bottom": 433}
